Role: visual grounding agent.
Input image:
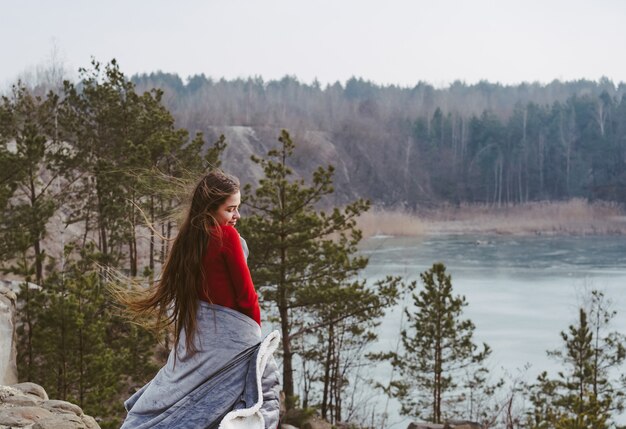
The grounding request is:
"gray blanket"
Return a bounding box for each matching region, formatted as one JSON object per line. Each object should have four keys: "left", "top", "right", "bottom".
{"left": 121, "top": 303, "right": 281, "bottom": 429}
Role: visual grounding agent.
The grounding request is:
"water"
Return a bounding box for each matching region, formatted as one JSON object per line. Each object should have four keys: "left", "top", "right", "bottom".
{"left": 358, "top": 234, "right": 626, "bottom": 427}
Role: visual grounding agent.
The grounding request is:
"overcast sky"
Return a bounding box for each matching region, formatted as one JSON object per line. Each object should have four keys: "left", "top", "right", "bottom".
{"left": 3, "top": 0, "right": 625, "bottom": 89}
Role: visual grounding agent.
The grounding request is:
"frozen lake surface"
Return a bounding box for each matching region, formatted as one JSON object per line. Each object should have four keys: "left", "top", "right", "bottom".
{"left": 358, "top": 234, "right": 626, "bottom": 427}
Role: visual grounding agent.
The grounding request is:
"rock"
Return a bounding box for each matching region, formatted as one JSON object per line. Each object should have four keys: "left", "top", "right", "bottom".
{"left": 0, "top": 405, "right": 54, "bottom": 425}
{"left": 0, "top": 411, "right": 34, "bottom": 427}
{"left": 81, "top": 414, "right": 100, "bottom": 429}
{"left": 408, "top": 423, "right": 445, "bottom": 429}
{"left": 33, "top": 413, "right": 86, "bottom": 429}
{"left": 12, "top": 382, "right": 49, "bottom": 400}
{"left": 0, "top": 385, "right": 23, "bottom": 401}
{"left": 0, "top": 283, "right": 97, "bottom": 428}
{"left": 0, "top": 382, "right": 100, "bottom": 428}
{"left": 0, "top": 284, "right": 17, "bottom": 386}
{"left": 3, "top": 394, "right": 39, "bottom": 407}
{"left": 42, "top": 399, "right": 83, "bottom": 416}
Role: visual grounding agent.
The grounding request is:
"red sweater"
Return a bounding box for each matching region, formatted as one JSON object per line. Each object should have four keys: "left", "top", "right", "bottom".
{"left": 199, "top": 225, "right": 261, "bottom": 325}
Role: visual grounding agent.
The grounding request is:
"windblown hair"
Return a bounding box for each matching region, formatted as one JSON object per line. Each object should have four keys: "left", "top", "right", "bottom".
{"left": 119, "top": 170, "right": 240, "bottom": 356}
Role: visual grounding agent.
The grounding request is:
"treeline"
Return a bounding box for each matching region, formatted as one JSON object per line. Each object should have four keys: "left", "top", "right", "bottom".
{"left": 132, "top": 72, "right": 626, "bottom": 207}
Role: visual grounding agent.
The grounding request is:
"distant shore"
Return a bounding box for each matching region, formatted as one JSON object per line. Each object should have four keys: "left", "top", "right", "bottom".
{"left": 357, "top": 199, "right": 626, "bottom": 238}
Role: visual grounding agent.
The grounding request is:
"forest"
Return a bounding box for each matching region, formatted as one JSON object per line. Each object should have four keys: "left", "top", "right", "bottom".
{"left": 131, "top": 72, "right": 626, "bottom": 208}
{"left": 1, "top": 60, "right": 625, "bottom": 428}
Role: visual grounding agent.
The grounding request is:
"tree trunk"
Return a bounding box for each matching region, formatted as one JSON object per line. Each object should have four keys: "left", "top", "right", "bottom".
{"left": 302, "top": 360, "right": 311, "bottom": 409}
{"left": 166, "top": 220, "right": 172, "bottom": 260}
{"left": 322, "top": 323, "right": 333, "bottom": 420}
{"left": 279, "top": 300, "right": 294, "bottom": 408}
{"left": 29, "top": 174, "right": 44, "bottom": 283}
{"left": 330, "top": 343, "right": 338, "bottom": 424}
{"left": 23, "top": 263, "right": 34, "bottom": 380}
{"left": 129, "top": 195, "right": 138, "bottom": 276}
{"left": 33, "top": 240, "right": 43, "bottom": 284}
{"left": 517, "top": 159, "right": 524, "bottom": 204}
{"left": 434, "top": 338, "right": 442, "bottom": 423}
{"left": 58, "top": 278, "right": 68, "bottom": 400}
{"left": 278, "top": 157, "right": 295, "bottom": 408}
{"left": 79, "top": 324, "right": 84, "bottom": 407}
{"left": 595, "top": 102, "right": 606, "bottom": 138}
{"left": 538, "top": 133, "right": 545, "bottom": 198}
{"left": 99, "top": 221, "right": 108, "bottom": 258}
{"left": 523, "top": 108, "right": 529, "bottom": 202}
{"left": 96, "top": 177, "right": 109, "bottom": 258}
{"left": 333, "top": 339, "right": 342, "bottom": 423}
{"left": 149, "top": 196, "right": 155, "bottom": 274}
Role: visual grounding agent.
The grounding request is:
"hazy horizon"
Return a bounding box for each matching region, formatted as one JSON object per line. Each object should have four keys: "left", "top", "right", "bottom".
{"left": 7, "top": 56, "right": 625, "bottom": 92}
{"left": 3, "top": 0, "right": 626, "bottom": 90}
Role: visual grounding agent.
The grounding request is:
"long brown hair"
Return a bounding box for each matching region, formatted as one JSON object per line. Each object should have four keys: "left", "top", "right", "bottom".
{"left": 120, "top": 170, "right": 240, "bottom": 355}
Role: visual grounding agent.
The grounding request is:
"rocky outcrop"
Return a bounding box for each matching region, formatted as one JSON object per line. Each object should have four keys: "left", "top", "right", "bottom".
{"left": 408, "top": 424, "right": 445, "bottom": 429}
{"left": 0, "top": 284, "right": 17, "bottom": 386}
{"left": 207, "top": 126, "right": 361, "bottom": 204}
{"left": 0, "top": 382, "right": 100, "bottom": 428}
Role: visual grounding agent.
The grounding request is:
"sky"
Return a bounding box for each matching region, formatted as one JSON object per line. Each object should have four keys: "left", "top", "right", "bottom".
{"left": 2, "top": 0, "right": 626, "bottom": 89}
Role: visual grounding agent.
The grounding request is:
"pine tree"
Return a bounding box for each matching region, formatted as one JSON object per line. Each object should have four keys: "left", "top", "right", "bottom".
{"left": 17, "top": 243, "right": 155, "bottom": 429}
{"left": 527, "top": 292, "right": 625, "bottom": 428}
{"left": 389, "top": 262, "right": 491, "bottom": 423}
{"left": 0, "top": 98, "right": 24, "bottom": 259}
{"left": 308, "top": 275, "right": 401, "bottom": 422}
{"left": 59, "top": 59, "right": 180, "bottom": 270}
{"left": 133, "top": 132, "right": 226, "bottom": 278}
{"left": 3, "top": 59, "right": 217, "bottom": 426}
{"left": 526, "top": 371, "right": 561, "bottom": 429}
{"left": 0, "top": 83, "right": 69, "bottom": 380}
{"left": 0, "top": 83, "right": 64, "bottom": 282}
{"left": 238, "top": 129, "right": 370, "bottom": 409}
{"left": 59, "top": 59, "right": 226, "bottom": 276}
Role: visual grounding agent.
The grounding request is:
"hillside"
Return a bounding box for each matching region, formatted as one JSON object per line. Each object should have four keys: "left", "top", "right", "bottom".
{"left": 133, "top": 74, "right": 626, "bottom": 208}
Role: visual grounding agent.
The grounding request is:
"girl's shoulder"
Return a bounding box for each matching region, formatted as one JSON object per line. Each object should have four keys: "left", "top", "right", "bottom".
{"left": 206, "top": 226, "right": 240, "bottom": 256}
{"left": 219, "top": 224, "right": 238, "bottom": 236}
{"left": 212, "top": 225, "right": 239, "bottom": 244}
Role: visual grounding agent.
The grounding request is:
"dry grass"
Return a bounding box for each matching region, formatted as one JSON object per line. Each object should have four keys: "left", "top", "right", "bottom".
{"left": 357, "top": 207, "right": 427, "bottom": 238}
{"left": 357, "top": 199, "right": 626, "bottom": 238}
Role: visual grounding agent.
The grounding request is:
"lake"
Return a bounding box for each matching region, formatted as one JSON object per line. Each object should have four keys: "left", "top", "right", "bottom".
{"left": 358, "top": 233, "right": 626, "bottom": 427}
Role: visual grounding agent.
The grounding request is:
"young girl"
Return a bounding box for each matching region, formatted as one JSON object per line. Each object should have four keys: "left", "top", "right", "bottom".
{"left": 120, "top": 171, "right": 281, "bottom": 429}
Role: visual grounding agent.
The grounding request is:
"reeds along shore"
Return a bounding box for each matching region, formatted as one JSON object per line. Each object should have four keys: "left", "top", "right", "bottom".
{"left": 356, "top": 199, "right": 626, "bottom": 238}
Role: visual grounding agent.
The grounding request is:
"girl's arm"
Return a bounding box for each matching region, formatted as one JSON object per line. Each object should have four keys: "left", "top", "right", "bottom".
{"left": 222, "top": 225, "right": 261, "bottom": 325}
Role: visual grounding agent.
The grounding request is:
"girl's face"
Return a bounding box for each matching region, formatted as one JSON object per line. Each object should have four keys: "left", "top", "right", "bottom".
{"left": 212, "top": 191, "right": 241, "bottom": 226}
